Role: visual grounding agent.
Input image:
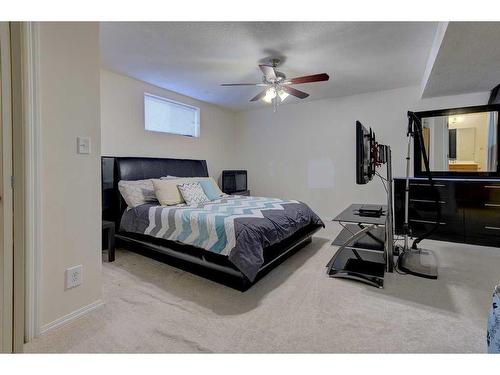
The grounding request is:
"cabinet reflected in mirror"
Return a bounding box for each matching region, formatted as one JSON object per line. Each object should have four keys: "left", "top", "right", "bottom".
{"left": 420, "top": 110, "right": 498, "bottom": 173}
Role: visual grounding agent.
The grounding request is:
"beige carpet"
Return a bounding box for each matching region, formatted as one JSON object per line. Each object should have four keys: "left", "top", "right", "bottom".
{"left": 25, "top": 222, "right": 499, "bottom": 353}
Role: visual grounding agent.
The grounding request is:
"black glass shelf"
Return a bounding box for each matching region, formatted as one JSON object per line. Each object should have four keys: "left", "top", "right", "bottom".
{"left": 332, "top": 224, "right": 385, "bottom": 251}
{"left": 327, "top": 204, "right": 388, "bottom": 288}
{"left": 327, "top": 248, "right": 385, "bottom": 288}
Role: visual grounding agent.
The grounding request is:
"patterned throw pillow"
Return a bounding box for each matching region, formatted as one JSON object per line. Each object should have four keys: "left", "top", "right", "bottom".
{"left": 118, "top": 179, "right": 157, "bottom": 208}
{"left": 177, "top": 182, "right": 210, "bottom": 206}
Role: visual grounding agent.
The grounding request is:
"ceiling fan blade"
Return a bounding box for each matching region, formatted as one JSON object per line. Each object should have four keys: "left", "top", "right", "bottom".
{"left": 221, "top": 83, "right": 267, "bottom": 86}
{"left": 250, "top": 89, "right": 268, "bottom": 102}
{"left": 281, "top": 86, "right": 309, "bottom": 99}
{"left": 259, "top": 65, "right": 277, "bottom": 81}
{"left": 286, "top": 73, "right": 329, "bottom": 85}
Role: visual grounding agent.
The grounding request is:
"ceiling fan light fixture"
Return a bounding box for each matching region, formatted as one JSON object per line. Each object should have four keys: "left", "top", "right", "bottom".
{"left": 262, "top": 87, "right": 277, "bottom": 103}
{"left": 278, "top": 89, "right": 289, "bottom": 102}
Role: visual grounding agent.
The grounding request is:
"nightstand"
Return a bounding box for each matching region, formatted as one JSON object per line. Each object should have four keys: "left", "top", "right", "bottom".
{"left": 102, "top": 220, "right": 115, "bottom": 262}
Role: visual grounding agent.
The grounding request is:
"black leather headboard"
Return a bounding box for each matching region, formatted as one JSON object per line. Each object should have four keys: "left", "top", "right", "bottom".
{"left": 102, "top": 156, "right": 209, "bottom": 226}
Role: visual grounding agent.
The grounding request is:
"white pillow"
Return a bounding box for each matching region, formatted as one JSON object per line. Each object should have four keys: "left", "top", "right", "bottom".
{"left": 152, "top": 178, "right": 190, "bottom": 205}
{"left": 118, "top": 179, "right": 157, "bottom": 208}
{"left": 177, "top": 182, "right": 210, "bottom": 206}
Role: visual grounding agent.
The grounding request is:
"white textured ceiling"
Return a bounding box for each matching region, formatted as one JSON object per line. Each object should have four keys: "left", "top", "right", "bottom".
{"left": 100, "top": 22, "right": 438, "bottom": 110}
{"left": 422, "top": 22, "right": 500, "bottom": 98}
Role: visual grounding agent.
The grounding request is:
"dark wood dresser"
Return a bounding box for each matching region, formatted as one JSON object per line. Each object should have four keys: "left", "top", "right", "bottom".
{"left": 394, "top": 178, "right": 500, "bottom": 247}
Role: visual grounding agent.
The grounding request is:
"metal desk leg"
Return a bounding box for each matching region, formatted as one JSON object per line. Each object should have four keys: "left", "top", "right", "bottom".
{"left": 326, "top": 224, "right": 378, "bottom": 274}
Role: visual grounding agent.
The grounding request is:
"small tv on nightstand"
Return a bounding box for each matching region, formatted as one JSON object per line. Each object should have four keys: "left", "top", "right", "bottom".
{"left": 222, "top": 170, "right": 247, "bottom": 195}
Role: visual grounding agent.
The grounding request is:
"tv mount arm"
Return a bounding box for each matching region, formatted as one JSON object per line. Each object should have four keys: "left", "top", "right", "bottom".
{"left": 370, "top": 140, "right": 394, "bottom": 273}
{"left": 380, "top": 144, "right": 394, "bottom": 273}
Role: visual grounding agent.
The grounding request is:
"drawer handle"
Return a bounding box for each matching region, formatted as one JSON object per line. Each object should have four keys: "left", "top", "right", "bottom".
{"left": 410, "top": 183, "right": 446, "bottom": 187}
{"left": 410, "top": 219, "right": 446, "bottom": 225}
{"left": 485, "top": 226, "right": 500, "bottom": 231}
{"left": 485, "top": 185, "right": 500, "bottom": 189}
{"left": 410, "top": 199, "right": 446, "bottom": 204}
{"left": 485, "top": 203, "right": 500, "bottom": 208}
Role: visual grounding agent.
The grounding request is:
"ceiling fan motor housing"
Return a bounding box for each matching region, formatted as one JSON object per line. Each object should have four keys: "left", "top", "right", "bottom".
{"left": 264, "top": 71, "right": 286, "bottom": 84}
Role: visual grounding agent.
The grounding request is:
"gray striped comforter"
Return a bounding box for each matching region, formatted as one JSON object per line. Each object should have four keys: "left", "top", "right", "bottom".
{"left": 120, "top": 195, "right": 323, "bottom": 280}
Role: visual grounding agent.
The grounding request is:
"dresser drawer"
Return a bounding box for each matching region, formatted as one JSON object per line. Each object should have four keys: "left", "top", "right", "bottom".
{"left": 465, "top": 206, "right": 500, "bottom": 244}
{"left": 484, "top": 185, "right": 500, "bottom": 203}
{"left": 457, "top": 182, "right": 500, "bottom": 204}
{"left": 465, "top": 205, "right": 500, "bottom": 247}
{"left": 407, "top": 200, "right": 464, "bottom": 242}
{"left": 407, "top": 181, "right": 451, "bottom": 202}
{"left": 408, "top": 199, "right": 458, "bottom": 220}
{"left": 407, "top": 219, "right": 465, "bottom": 243}
{"left": 405, "top": 182, "right": 462, "bottom": 240}
{"left": 466, "top": 205, "right": 500, "bottom": 224}
{"left": 394, "top": 179, "right": 455, "bottom": 236}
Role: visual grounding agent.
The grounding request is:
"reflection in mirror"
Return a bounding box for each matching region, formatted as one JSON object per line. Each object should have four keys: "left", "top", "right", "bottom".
{"left": 421, "top": 111, "right": 498, "bottom": 172}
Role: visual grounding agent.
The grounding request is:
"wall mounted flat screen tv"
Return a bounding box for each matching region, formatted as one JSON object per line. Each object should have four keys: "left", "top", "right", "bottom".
{"left": 356, "top": 121, "right": 376, "bottom": 185}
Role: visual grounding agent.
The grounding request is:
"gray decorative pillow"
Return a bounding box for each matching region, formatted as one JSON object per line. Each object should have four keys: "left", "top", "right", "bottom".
{"left": 118, "top": 179, "right": 157, "bottom": 208}
{"left": 177, "top": 182, "right": 209, "bottom": 206}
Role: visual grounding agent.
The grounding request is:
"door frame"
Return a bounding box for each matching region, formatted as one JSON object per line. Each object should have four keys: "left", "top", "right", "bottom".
{"left": 0, "top": 21, "right": 41, "bottom": 352}
{"left": 21, "top": 21, "right": 41, "bottom": 342}
{"left": 10, "top": 21, "right": 29, "bottom": 353}
{"left": 0, "top": 21, "right": 14, "bottom": 354}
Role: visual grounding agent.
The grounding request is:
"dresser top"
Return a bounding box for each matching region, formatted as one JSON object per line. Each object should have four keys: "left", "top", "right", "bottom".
{"left": 394, "top": 177, "right": 500, "bottom": 182}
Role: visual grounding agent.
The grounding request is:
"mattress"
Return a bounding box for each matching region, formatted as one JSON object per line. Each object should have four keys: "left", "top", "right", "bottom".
{"left": 120, "top": 195, "right": 324, "bottom": 281}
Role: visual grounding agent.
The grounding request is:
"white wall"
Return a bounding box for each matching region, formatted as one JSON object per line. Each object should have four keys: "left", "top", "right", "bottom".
{"left": 100, "top": 70, "right": 238, "bottom": 180}
{"left": 38, "top": 23, "right": 102, "bottom": 329}
{"left": 235, "top": 86, "right": 489, "bottom": 218}
{"left": 429, "top": 117, "right": 449, "bottom": 170}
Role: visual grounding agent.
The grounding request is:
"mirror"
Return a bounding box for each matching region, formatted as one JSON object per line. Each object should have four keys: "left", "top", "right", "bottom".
{"left": 415, "top": 106, "right": 499, "bottom": 176}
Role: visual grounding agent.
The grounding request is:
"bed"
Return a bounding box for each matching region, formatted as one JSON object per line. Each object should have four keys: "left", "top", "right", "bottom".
{"left": 102, "top": 156, "right": 324, "bottom": 290}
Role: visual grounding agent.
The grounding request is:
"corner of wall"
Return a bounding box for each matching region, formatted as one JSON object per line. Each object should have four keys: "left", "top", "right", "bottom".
{"left": 420, "top": 22, "right": 449, "bottom": 99}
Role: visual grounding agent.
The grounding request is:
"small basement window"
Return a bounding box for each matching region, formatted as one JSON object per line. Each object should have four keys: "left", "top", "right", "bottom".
{"left": 144, "top": 93, "right": 200, "bottom": 137}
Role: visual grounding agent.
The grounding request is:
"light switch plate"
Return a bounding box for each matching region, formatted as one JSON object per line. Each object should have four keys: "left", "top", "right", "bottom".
{"left": 66, "top": 265, "right": 83, "bottom": 289}
{"left": 77, "top": 137, "right": 91, "bottom": 154}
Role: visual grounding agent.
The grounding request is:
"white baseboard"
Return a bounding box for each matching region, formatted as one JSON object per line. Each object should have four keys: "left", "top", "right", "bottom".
{"left": 39, "top": 299, "right": 104, "bottom": 336}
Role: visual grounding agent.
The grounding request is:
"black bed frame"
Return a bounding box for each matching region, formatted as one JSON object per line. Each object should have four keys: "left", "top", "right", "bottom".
{"left": 102, "top": 156, "right": 323, "bottom": 291}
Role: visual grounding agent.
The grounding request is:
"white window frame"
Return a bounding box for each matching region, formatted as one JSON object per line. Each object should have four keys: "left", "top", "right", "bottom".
{"left": 144, "top": 93, "right": 200, "bottom": 138}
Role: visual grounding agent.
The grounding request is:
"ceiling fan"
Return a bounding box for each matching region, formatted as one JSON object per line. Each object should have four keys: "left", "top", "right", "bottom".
{"left": 221, "top": 58, "right": 330, "bottom": 110}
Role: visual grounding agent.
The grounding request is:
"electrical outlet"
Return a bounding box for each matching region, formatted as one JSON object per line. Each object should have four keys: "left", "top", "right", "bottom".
{"left": 66, "top": 265, "right": 83, "bottom": 289}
